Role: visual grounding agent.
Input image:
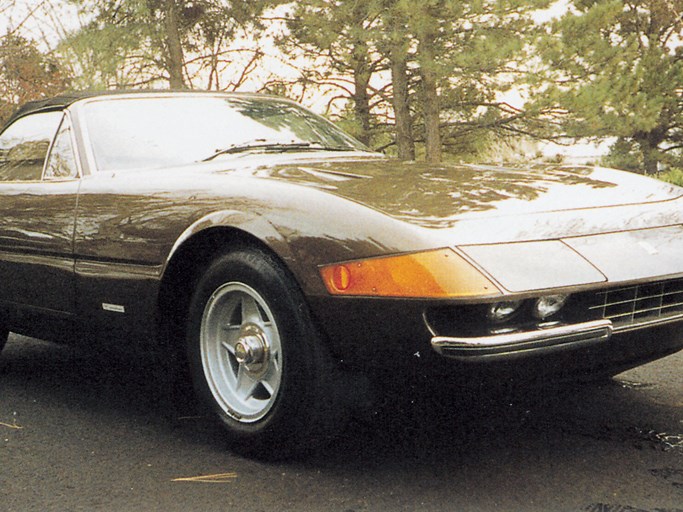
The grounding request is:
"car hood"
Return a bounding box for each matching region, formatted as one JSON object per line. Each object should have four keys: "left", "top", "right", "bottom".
{"left": 236, "top": 156, "right": 682, "bottom": 229}
{"left": 118, "top": 153, "right": 683, "bottom": 294}
{"left": 234, "top": 155, "right": 683, "bottom": 292}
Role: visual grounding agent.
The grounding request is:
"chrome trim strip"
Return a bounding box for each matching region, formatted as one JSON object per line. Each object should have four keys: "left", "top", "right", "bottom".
{"left": 431, "top": 319, "right": 613, "bottom": 361}
{"left": 612, "top": 313, "right": 683, "bottom": 333}
{"left": 41, "top": 111, "right": 83, "bottom": 181}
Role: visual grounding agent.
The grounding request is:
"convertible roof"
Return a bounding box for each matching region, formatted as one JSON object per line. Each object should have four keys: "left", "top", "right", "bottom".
{"left": 3, "top": 90, "right": 263, "bottom": 128}
{"left": 4, "top": 92, "right": 97, "bottom": 126}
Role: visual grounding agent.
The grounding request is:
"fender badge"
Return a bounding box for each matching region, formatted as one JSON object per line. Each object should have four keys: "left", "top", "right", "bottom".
{"left": 102, "top": 303, "right": 126, "bottom": 313}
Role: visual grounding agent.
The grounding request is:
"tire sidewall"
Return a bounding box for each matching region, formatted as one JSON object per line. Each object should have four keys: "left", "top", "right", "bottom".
{"left": 186, "top": 247, "right": 322, "bottom": 449}
{"left": 0, "top": 328, "right": 7, "bottom": 355}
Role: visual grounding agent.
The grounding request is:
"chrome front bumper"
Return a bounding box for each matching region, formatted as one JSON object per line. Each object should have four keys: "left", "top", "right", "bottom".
{"left": 431, "top": 319, "right": 614, "bottom": 362}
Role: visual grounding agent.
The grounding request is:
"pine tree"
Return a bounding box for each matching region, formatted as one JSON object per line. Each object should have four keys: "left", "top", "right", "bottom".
{"left": 64, "top": 0, "right": 279, "bottom": 90}
{"left": 537, "top": 0, "right": 683, "bottom": 173}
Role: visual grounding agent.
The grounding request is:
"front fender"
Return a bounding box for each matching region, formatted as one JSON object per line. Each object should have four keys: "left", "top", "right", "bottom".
{"left": 161, "top": 208, "right": 299, "bottom": 281}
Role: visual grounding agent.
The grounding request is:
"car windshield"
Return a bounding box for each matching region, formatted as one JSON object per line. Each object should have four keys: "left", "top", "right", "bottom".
{"left": 81, "top": 95, "right": 368, "bottom": 172}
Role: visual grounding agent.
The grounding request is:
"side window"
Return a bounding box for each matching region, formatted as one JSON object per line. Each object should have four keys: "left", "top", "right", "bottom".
{"left": 44, "top": 116, "right": 79, "bottom": 180}
{"left": 0, "top": 111, "right": 63, "bottom": 182}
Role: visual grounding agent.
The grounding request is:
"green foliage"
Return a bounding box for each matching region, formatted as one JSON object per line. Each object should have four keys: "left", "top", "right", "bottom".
{"left": 62, "top": 0, "right": 281, "bottom": 89}
{"left": 601, "top": 138, "right": 643, "bottom": 172}
{"left": 396, "top": 0, "right": 556, "bottom": 159}
{"left": 277, "top": 0, "right": 553, "bottom": 159}
{"left": 534, "top": 0, "right": 683, "bottom": 173}
{"left": 14, "top": 0, "right": 683, "bottom": 170}
{"left": 658, "top": 168, "right": 683, "bottom": 187}
{"left": 0, "top": 35, "right": 72, "bottom": 124}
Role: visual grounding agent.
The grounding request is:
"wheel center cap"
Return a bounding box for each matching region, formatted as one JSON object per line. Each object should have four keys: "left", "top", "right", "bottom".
{"left": 234, "top": 332, "right": 266, "bottom": 366}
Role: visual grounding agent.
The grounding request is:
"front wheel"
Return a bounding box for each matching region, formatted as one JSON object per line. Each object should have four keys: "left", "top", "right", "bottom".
{"left": 185, "top": 246, "right": 345, "bottom": 459}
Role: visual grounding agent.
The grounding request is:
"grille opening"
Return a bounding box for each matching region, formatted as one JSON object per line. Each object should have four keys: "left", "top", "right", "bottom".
{"left": 586, "top": 278, "right": 683, "bottom": 329}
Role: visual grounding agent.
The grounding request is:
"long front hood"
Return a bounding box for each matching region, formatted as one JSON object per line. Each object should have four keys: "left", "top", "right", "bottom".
{"left": 246, "top": 155, "right": 683, "bottom": 293}
{"left": 255, "top": 156, "right": 682, "bottom": 229}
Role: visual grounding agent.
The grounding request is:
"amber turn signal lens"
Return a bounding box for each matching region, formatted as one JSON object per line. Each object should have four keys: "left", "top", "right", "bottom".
{"left": 320, "top": 248, "right": 502, "bottom": 298}
{"left": 331, "top": 264, "right": 351, "bottom": 291}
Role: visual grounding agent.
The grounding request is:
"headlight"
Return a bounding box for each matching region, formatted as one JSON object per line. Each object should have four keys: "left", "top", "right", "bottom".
{"left": 319, "top": 248, "right": 502, "bottom": 298}
{"left": 487, "top": 300, "right": 524, "bottom": 323}
{"left": 533, "top": 294, "right": 569, "bottom": 319}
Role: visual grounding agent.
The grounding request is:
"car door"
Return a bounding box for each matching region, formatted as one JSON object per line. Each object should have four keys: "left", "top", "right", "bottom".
{"left": 0, "top": 110, "right": 80, "bottom": 337}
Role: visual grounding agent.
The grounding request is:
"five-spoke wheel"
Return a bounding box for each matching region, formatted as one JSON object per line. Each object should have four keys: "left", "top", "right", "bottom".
{"left": 186, "top": 245, "right": 345, "bottom": 458}
{"left": 200, "top": 282, "right": 282, "bottom": 423}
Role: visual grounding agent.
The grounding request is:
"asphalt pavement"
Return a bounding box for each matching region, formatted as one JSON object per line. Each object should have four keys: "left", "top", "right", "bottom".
{"left": 1, "top": 333, "right": 682, "bottom": 512}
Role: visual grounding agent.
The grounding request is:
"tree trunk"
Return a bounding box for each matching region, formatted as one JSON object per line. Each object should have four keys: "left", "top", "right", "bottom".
{"left": 641, "top": 144, "right": 659, "bottom": 175}
{"left": 163, "top": 0, "right": 186, "bottom": 89}
{"left": 348, "top": 2, "right": 373, "bottom": 146}
{"left": 419, "top": 63, "right": 441, "bottom": 162}
{"left": 417, "top": 34, "right": 441, "bottom": 163}
{"left": 390, "top": 50, "right": 415, "bottom": 160}
{"left": 352, "top": 51, "right": 372, "bottom": 146}
{"left": 635, "top": 129, "right": 664, "bottom": 175}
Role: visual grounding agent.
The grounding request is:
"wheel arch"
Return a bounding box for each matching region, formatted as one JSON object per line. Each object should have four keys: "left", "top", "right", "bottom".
{"left": 156, "top": 211, "right": 302, "bottom": 342}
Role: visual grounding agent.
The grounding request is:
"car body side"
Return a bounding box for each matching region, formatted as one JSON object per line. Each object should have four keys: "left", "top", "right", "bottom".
{"left": 0, "top": 97, "right": 432, "bottom": 352}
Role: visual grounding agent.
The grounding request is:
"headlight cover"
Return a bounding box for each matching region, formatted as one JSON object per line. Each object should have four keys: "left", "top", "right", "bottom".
{"left": 533, "top": 294, "right": 570, "bottom": 319}
{"left": 487, "top": 300, "right": 524, "bottom": 324}
{"left": 319, "top": 248, "right": 502, "bottom": 299}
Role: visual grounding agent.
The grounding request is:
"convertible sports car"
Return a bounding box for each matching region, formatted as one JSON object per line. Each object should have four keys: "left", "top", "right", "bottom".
{"left": 1, "top": 91, "right": 683, "bottom": 457}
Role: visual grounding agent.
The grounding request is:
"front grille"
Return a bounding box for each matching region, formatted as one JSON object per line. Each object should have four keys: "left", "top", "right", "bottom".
{"left": 588, "top": 278, "right": 683, "bottom": 330}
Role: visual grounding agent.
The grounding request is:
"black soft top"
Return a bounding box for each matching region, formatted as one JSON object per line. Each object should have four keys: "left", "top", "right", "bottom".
{"left": 4, "top": 90, "right": 265, "bottom": 129}
{"left": 4, "top": 92, "right": 99, "bottom": 126}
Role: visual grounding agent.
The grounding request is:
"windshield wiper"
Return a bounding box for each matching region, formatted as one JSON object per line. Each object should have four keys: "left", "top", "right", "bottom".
{"left": 202, "top": 140, "right": 355, "bottom": 161}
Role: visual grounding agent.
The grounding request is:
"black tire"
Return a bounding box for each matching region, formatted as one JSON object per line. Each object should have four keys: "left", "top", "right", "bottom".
{"left": 0, "top": 328, "right": 8, "bottom": 355}
{"left": 185, "top": 245, "right": 345, "bottom": 459}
